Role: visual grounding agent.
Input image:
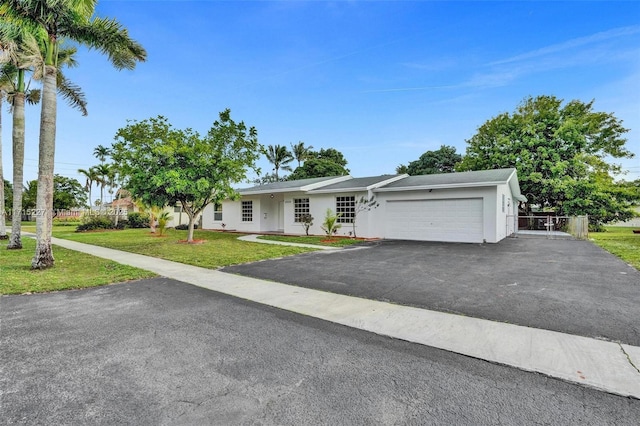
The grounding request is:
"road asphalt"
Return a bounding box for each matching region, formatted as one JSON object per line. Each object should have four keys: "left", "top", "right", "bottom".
{"left": 23, "top": 235, "right": 640, "bottom": 400}
{"left": 4, "top": 278, "right": 639, "bottom": 425}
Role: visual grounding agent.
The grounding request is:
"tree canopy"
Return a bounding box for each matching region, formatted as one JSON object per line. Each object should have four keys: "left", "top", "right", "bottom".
{"left": 112, "top": 110, "right": 260, "bottom": 242}
{"left": 398, "top": 145, "right": 462, "bottom": 175}
{"left": 287, "top": 148, "right": 349, "bottom": 180}
{"left": 457, "top": 95, "right": 638, "bottom": 224}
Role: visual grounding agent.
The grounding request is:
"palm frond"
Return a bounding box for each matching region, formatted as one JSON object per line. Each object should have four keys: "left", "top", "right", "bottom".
{"left": 56, "top": 72, "right": 87, "bottom": 115}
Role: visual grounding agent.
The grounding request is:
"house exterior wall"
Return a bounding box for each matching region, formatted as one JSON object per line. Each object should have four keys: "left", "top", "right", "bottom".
{"left": 201, "top": 180, "right": 520, "bottom": 243}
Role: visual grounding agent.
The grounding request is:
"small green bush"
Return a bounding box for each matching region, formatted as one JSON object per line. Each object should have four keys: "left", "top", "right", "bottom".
{"left": 126, "top": 212, "right": 150, "bottom": 229}
{"left": 175, "top": 223, "right": 198, "bottom": 230}
{"left": 76, "top": 215, "right": 115, "bottom": 232}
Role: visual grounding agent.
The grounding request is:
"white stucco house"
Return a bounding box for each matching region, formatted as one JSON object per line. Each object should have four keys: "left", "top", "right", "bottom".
{"left": 201, "top": 168, "right": 527, "bottom": 243}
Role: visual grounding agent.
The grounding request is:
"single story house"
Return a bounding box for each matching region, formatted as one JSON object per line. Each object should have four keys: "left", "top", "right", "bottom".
{"left": 201, "top": 168, "right": 527, "bottom": 243}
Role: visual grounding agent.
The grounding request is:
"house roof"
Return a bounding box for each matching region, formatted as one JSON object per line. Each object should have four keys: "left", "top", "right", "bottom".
{"left": 238, "top": 175, "right": 350, "bottom": 195}
{"left": 374, "top": 168, "right": 527, "bottom": 201}
{"left": 308, "top": 174, "right": 407, "bottom": 193}
{"left": 237, "top": 168, "right": 526, "bottom": 201}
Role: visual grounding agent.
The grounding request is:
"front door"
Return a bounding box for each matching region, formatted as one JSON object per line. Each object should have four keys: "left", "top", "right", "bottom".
{"left": 278, "top": 201, "right": 285, "bottom": 231}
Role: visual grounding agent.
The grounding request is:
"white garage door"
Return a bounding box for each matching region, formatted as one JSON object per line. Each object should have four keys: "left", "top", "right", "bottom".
{"left": 385, "top": 198, "right": 484, "bottom": 243}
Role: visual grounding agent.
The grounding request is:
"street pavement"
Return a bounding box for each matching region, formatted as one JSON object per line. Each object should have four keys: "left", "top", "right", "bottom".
{"left": 2, "top": 278, "right": 639, "bottom": 425}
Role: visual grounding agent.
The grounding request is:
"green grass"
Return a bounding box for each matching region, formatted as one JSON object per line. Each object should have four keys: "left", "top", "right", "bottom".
{"left": 257, "top": 234, "right": 366, "bottom": 247}
{"left": 0, "top": 236, "right": 156, "bottom": 295}
{"left": 590, "top": 226, "right": 640, "bottom": 270}
{"left": 52, "top": 228, "right": 316, "bottom": 268}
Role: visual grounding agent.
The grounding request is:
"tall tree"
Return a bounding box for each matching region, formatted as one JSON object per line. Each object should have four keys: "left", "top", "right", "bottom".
{"left": 290, "top": 141, "right": 313, "bottom": 167}
{"left": 52, "top": 174, "right": 86, "bottom": 212}
{"left": 457, "top": 95, "right": 637, "bottom": 224}
{"left": 93, "top": 144, "right": 110, "bottom": 163}
{"left": 287, "top": 147, "right": 350, "bottom": 180}
{"left": 77, "top": 167, "right": 98, "bottom": 208}
{"left": 400, "top": 145, "right": 462, "bottom": 175}
{"left": 2, "top": 25, "right": 84, "bottom": 249}
{"left": 0, "top": 93, "right": 6, "bottom": 240}
{"left": 265, "top": 144, "right": 294, "bottom": 180}
{"left": 91, "top": 163, "right": 112, "bottom": 210}
{"left": 1, "top": 0, "right": 146, "bottom": 268}
{"left": 112, "top": 110, "right": 261, "bottom": 243}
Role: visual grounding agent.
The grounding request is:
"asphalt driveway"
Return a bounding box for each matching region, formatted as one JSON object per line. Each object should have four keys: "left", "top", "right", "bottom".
{"left": 2, "top": 278, "right": 638, "bottom": 424}
{"left": 223, "top": 238, "right": 640, "bottom": 346}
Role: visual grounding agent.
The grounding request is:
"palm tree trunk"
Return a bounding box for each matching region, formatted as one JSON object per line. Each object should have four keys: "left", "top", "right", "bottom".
{"left": 32, "top": 65, "right": 57, "bottom": 269}
{"left": 7, "top": 92, "right": 25, "bottom": 249}
{"left": 0, "top": 98, "right": 7, "bottom": 240}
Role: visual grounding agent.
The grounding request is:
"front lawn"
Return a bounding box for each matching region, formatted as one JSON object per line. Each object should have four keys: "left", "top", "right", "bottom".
{"left": 590, "top": 226, "right": 640, "bottom": 270}
{"left": 52, "top": 228, "right": 316, "bottom": 268}
{"left": 257, "top": 234, "right": 366, "bottom": 247}
{"left": 0, "top": 237, "right": 156, "bottom": 295}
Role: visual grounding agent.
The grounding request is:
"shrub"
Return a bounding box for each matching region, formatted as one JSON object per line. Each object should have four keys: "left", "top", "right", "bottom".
{"left": 53, "top": 216, "right": 82, "bottom": 227}
{"left": 76, "top": 215, "right": 115, "bottom": 232}
{"left": 157, "top": 211, "right": 173, "bottom": 235}
{"left": 300, "top": 213, "right": 314, "bottom": 236}
{"left": 320, "top": 208, "right": 341, "bottom": 238}
{"left": 126, "top": 212, "right": 150, "bottom": 229}
{"left": 175, "top": 223, "right": 198, "bottom": 230}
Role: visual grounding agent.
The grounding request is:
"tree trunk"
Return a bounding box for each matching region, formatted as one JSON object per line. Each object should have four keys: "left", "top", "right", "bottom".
{"left": 32, "top": 65, "right": 57, "bottom": 269}
{"left": 187, "top": 214, "right": 195, "bottom": 243}
{"left": 7, "top": 92, "right": 25, "bottom": 249}
{"left": 0, "top": 98, "right": 6, "bottom": 240}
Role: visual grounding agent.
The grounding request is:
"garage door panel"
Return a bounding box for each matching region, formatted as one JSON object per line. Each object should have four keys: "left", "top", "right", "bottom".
{"left": 385, "top": 198, "right": 484, "bottom": 243}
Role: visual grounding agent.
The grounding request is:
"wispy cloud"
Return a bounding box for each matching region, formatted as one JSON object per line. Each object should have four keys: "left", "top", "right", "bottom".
{"left": 365, "top": 25, "right": 640, "bottom": 94}
{"left": 489, "top": 25, "right": 640, "bottom": 66}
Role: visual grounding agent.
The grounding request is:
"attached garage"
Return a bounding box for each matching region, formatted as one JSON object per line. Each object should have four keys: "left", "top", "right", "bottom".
{"left": 385, "top": 198, "right": 484, "bottom": 243}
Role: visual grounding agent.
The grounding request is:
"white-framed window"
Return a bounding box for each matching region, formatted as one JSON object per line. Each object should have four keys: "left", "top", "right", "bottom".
{"left": 241, "top": 201, "right": 253, "bottom": 222}
{"left": 214, "top": 203, "right": 223, "bottom": 221}
{"left": 294, "top": 198, "right": 310, "bottom": 222}
{"left": 336, "top": 196, "right": 355, "bottom": 223}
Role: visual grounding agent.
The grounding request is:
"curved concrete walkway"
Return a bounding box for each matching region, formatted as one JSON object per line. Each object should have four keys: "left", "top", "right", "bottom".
{"left": 44, "top": 236, "right": 640, "bottom": 399}
{"left": 237, "top": 234, "right": 340, "bottom": 250}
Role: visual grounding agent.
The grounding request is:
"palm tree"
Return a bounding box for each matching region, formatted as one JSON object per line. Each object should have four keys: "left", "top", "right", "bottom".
{"left": 290, "top": 141, "right": 313, "bottom": 167}
{"left": 1, "top": 24, "right": 86, "bottom": 250}
{"left": 92, "top": 163, "right": 112, "bottom": 211}
{"left": 93, "top": 144, "right": 111, "bottom": 163}
{"left": 0, "top": 83, "right": 7, "bottom": 240}
{"left": 77, "top": 167, "right": 99, "bottom": 208}
{"left": 1, "top": 0, "right": 146, "bottom": 269}
{"left": 265, "top": 144, "right": 294, "bottom": 180}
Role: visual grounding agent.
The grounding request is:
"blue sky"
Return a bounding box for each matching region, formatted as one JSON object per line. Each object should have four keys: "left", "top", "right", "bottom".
{"left": 2, "top": 0, "right": 639, "bottom": 203}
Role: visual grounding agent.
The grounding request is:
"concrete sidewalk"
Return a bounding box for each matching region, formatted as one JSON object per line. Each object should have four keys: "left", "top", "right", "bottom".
{"left": 48, "top": 236, "right": 640, "bottom": 399}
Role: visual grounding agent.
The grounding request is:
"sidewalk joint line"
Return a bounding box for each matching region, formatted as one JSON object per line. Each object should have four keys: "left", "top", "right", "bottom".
{"left": 620, "top": 344, "right": 640, "bottom": 374}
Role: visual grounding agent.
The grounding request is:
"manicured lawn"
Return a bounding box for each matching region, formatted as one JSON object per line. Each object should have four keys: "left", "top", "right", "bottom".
{"left": 257, "top": 234, "right": 366, "bottom": 247}
{"left": 0, "top": 237, "right": 155, "bottom": 295}
{"left": 590, "top": 226, "right": 640, "bottom": 270}
{"left": 52, "top": 228, "right": 316, "bottom": 268}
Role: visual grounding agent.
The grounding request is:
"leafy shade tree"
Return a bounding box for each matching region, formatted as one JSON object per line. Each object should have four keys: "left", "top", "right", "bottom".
{"left": 22, "top": 176, "right": 85, "bottom": 213}
{"left": 52, "top": 175, "right": 86, "bottom": 213}
{"left": 287, "top": 148, "right": 350, "bottom": 180}
{"left": 265, "top": 144, "right": 293, "bottom": 180}
{"left": 457, "top": 95, "right": 637, "bottom": 225}
{"left": 112, "top": 110, "right": 260, "bottom": 243}
{"left": 290, "top": 141, "right": 313, "bottom": 167}
{"left": 1, "top": 0, "right": 147, "bottom": 269}
{"left": 399, "top": 145, "right": 462, "bottom": 175}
